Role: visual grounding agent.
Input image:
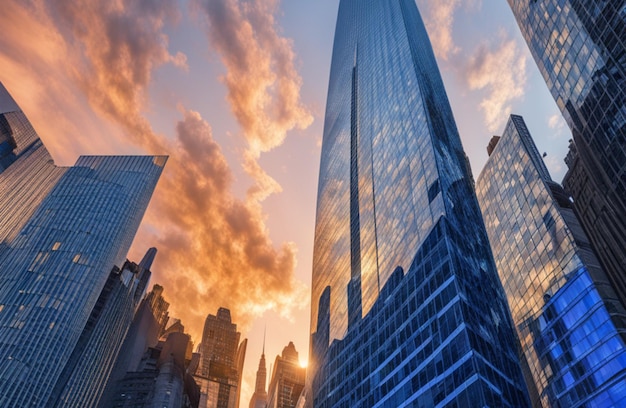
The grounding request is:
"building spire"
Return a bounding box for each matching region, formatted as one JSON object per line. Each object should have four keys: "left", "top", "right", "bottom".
{"left": 249, "top": 334, "right": 268, "bottom": 408}
{"left": 138, "top": 247, "right": 157, "bottom": 271}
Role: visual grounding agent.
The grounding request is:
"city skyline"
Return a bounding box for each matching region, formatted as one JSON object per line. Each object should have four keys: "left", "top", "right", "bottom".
{"left": 0, "top": 0, "right": 579, "bottom": 404}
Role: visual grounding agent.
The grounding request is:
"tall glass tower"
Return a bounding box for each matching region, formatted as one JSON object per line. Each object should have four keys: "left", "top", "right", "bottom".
{"left": 0, "top": 83, "right": 166, "bottom": 406}
{"left": 507, "top": 0, "right": 626, "bottom": 309}
{"left": 476, "top": 115, "right": 626, "bottom": 407}
{"left": 308, "top": 0, "right": 530, "bottom": 406}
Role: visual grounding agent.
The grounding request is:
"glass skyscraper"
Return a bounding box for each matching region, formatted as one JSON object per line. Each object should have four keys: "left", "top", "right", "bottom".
{"left": 308, "top": 0, "right": 530, "bottom": 406}
{"left": 507, "top": 0, "right": 626, "bottom": 309}
{"left": 476, "top": 114, "right": 626, "bottom": 407}
{"left": 0, "top": 83, "right": 166, "bottom": 406}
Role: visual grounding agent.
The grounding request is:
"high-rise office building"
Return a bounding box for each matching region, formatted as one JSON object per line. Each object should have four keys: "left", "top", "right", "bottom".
{"left": 99, "top": 283, "right": 172, "bottom": 408}
{"left": 266, "top": 342, "right": 305, "bottom": 408}
{"left": 476, "top": 114, "right": 626, "bottom": 407}
{"left": 248, "top": 340, "right": 268, "bottom": 408}
{"left": 0, "top": 83, "right": 166, "bottom": 406}
{"left": 507, "top": 0, "right": 626, "bottom": 307}
{"left": 51, "top": 249, "right": 156, "bottom": 407}
{"left": 110, "top": 331, "right": 200, "bottom": 408}
{"left": 194, "top": 308, "right": 247, "bottom": 408}
{"left": 308, "top": 0, "right": 530, "bottom": 406}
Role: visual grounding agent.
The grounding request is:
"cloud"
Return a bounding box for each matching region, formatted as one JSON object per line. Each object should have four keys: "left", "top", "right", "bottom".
{"left": 41, "top": 0, "right": 186, "bottom": 152}
{"left": 192, "top": 0, "right": 313, "bottom": 190}
{"left": 547, "top": 113, "right": 568, "bottom": 138}
{"left": 420, "top": 0, "right": 462, "bottom": 60}
{"left": 465, "top": 36, "right": 527, "bottom": 132}
{"left": 140, "top": 109, "right": 308, "bottom": 332}
{"left": 0, "top": 0, "right": 310, "bottom": 341}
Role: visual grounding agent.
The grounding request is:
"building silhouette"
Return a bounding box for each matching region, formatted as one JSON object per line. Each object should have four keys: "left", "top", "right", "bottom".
{"left": 99, "top": 283, "right": 173, "bottom": 407}
{"left": 194, "top": 308, "right": 247, "bottom": 408}
{"left": 51, "top": 249, "right": 156, "bottom": 407}
{"left": 0, "top": 83, "right": 166, "bottom": 406}
{"left": 476, "top": 114, "right": 626, "bottom": 407}
{"left": 248, "top": 337, "right": 268, "bottom": 408}
{"left": 266, "top": 342, "right": 304, "bottom": 408}
{"left": 507, "top": 0, "right": 626, "bottom": 308}
{"left": 110, "top": 331, "right": 200, "bottom": 408}
{"left": 307, "top": 0, "right": 530, "bottom": 406}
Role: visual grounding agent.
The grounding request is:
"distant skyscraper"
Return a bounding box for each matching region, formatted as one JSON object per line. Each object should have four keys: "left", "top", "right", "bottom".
{"left": 99, "top": 283, "right": 172, "bottom": 408}
{"left": 308, "top": 0, "right": 530, "bottom": 406}
{"left": 194, "top": 308, "right": 247, "bottom": 408}
{"left": 476, "top": 114, "right": 626, "bottom": 407}
{"left": 507, "top": 0, "right": 626, "bottom": 308}
{"left": 110, "top": 331, "right": 200, "bottom": 408}
{"left": 266, "top": 342, "right": 304, "bottom": 408}
{"left": 0, "top": 83, "right": 166, "bottom": 406}
{"left": 248, "top": 336, "right": 268, "bottom": 408}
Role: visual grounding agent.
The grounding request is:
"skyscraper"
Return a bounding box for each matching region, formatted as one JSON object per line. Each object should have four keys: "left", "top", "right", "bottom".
{"left": 99, "top": 283, "right": 172, "bottom": 408}
{"left": 266, "top": 342, "right": 305, "bottom": 408}
{"left": 507, "top": 0, "right": 626, "bottom": 307}
{"left": 248, "top": 338, "right": 268, "bottom": 408}
{"left": 194, "top": 307, "right": 247, "bottom": 408}
{"left": 308, "top": 0, "right": 530, "bottom": 406}
{"left": 51, "top": 249, "right": 156, "bottom": 407}
{"left": 476, "top": 114, "right": 626, "bottom": 407}
{"left": 0, "top": 83, "right": 166, "bottom": 406}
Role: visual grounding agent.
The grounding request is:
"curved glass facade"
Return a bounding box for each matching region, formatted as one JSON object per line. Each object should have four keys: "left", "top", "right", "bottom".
{"left": 0, "top": 83, "right": 165, "bottom": 406}
{"left": 476, "top": 115, "right": 626, "bottom": 407}
{"left": 508, "top": 0, "right": 626, "bottom": 312}
{"left": 308, "top": 1, "right": 529, "bottom": 406}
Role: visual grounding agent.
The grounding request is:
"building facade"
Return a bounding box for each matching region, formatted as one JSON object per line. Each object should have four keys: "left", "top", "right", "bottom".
{"left": 308, "top": 0, "right": 530, "bottom": 406}
{"left": 476, "top": 114, "right": 626, "bottom": 407}
{"left": 507, "top": 0, "right": 626, "bottom": 307}
{"left": 0, "top": 83, "right": 166, "bottom": 406}
{"left": 266, "top": 342, "right": 305, "bottom": 408}
{"left": 194, "top": 308, "right": 247, "bottom": 408}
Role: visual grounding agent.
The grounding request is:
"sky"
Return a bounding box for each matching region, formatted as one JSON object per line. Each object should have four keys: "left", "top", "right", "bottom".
{"left": 0, "top": 0, "right": 571, "bottom": 404}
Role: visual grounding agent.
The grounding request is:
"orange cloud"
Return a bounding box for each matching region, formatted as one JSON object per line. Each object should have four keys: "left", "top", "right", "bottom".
{"left": 193, "top": 0, "right": 313, "bottom": 191}
{"left": 141, "top": 109, "right": 308, "bottom": 333}
{"left": 42, "top": 0, "right": 185, "bottom": 152}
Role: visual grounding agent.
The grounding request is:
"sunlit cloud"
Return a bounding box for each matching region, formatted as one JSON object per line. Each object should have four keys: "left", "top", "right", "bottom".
{"left": 42, "top": 0, "right": 185, "bottom": 152}
{"left": 420, "top": 0, "right": 462, "bottom": 60}
{"left": 465, "top": 36, "right": 528, "bottom": 132}
{"left": 192, "top": 0, "right": 313, "bottom": 193}
{"left": 141, "top": 109, "right": 308, "bottom": 333}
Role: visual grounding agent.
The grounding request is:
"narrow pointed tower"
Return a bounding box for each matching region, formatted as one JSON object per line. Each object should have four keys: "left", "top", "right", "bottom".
{"left": 248, "top": 331, "right": 268, "bottom": 408}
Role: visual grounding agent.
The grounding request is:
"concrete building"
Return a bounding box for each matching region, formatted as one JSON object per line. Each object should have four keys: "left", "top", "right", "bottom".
{"left": 266, "top": 343, "right": 304, "bottom": 408}
{"left": 194, "top": 308, "right": 247, "bottom": 408}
